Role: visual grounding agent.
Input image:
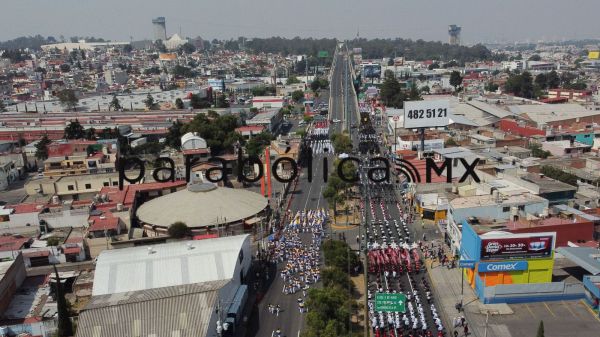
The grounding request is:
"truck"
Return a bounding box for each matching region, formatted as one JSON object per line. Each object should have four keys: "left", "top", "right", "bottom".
{"left": 223, "top": 284, "right": 249, "bottom": 334}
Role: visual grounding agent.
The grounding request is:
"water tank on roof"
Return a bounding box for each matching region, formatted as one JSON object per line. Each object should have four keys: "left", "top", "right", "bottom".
{"left": 116, "top": 203, "right": 123, "bottom": 211}
{"left": 51, "top": 195, "right": 59, "bottom": 204}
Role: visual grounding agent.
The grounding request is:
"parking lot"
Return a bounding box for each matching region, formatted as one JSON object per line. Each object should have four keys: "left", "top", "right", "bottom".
{"left": 483, "top": 300, "right": 600, "bottom": 337}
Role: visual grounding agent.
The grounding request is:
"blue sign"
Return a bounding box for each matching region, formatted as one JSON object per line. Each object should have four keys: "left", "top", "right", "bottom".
{"left": 458, "top": 260, "right": 476, "bottom": 268}
{"left": 478, "top": 261, "right": 528, "bottom": 273}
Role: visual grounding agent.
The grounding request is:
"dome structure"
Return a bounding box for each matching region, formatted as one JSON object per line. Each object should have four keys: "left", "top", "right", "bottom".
{"left": 181, "top": 132, "right": 208, "bottom": 151}
{"left": 136, "top": 182, "right": 268, "bottom": 228}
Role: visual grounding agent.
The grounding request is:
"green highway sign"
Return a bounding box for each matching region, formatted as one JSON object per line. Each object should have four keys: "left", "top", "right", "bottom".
{"left": 375, "top": 293, "right": 406, "bottom": 312}
{"left": 317, "top": 50, "right": 329, "bottom": 58}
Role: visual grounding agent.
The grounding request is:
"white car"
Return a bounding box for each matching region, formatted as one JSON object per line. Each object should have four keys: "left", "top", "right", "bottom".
{"left": 332, "top": 119, "right": 341, "bottom": 123}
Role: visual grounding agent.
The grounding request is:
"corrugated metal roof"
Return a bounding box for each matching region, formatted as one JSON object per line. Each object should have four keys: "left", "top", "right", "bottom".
{"left": 92, "top": 235, "right": 249, "bottom": 296}
{"left": 77, "top": 282, "right": 225, "bottom": 337}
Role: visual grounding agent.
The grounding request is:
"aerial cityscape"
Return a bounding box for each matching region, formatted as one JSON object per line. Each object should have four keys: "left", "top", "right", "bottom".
{"left": 1, "top": 2, "right": 600, "bottom": 337}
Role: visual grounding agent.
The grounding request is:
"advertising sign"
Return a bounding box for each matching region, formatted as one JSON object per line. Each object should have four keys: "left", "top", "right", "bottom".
{"left": 478, "top": 261, "right": 528, "bottom": 273}
{"left": 375, "top": 293, "right": 406, "bottom": 312}
{"left": 480, "top": 234, "right": 554, "bottom": 260}
{"left": 317, "top": 50, "right": 329, "bottom": 58}
{"left": 458, "top": 260, "right": 476, "bottom": 268}
{"left": 403, "top": 100, "right": 450, "bottom": 129}
{"left": 362, "top": 64, "right": 382, "bottom": 79}
{"left": 353, "top": 47, "right": 362, "bottom": 54}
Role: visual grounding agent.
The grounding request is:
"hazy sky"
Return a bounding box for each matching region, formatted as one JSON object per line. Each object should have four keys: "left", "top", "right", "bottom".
{"left": 3, "top": 0, "right": 599, "bottom": 44}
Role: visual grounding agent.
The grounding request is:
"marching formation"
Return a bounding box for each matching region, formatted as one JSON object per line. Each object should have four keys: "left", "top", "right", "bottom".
{"left": 308, "top": 121, "right": 334, "bottom": 155}
{"left": 270, "top": 209, "right": 326, "bottom": 297}
{"left": 359, "top": 108, "right": 445, "bottom": 337}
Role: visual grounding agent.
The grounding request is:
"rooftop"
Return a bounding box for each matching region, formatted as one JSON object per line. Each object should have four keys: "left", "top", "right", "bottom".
{"left": 556, "top": 246, "right": 600, "bottom": 275}
{"left": 450, "top": 193, "right": 547, "bottom": 209}
{"left": 92, "top": 235, "right": 249, "bottom": 296}
{"left": 521, "top": 173, "right": 577, "bottom": 194}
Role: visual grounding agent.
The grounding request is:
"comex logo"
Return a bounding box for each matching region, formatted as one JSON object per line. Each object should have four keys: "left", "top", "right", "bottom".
{"left": 393, "top": 157, "right": 481, "bottom": 184}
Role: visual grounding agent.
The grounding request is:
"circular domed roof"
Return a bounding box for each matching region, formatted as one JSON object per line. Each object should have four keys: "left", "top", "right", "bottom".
{"left": 136, "top": 184, "right": 267, "bottom": 228}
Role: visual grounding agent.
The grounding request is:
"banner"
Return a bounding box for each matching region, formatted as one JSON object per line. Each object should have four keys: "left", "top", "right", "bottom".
{"left": 480, "top": 234, "right": 553, "bottom": 260}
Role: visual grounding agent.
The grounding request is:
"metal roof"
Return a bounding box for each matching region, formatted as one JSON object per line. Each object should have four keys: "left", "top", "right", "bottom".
{"left": 77, "top": 282, "right": 225, "bottom": 337}
{"left": 556, "top": 247, "right": 600, "bottom": 275}
{"left": 553, "top": 204, "right": 600, "bottom": 222}
{"left": 92, "top": 235, "right": 249, "bottom": 296}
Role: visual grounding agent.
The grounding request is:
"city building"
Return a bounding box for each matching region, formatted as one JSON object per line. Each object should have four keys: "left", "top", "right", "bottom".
{"left": 246, "top": 109, "right": 283, "bottom": 133}
{"left": 76, "top": 235, "right": 252, "bottom": 337}
{"left": 448, "top": 25, "right": 462, "bottom": 45}
{"left": 152, "top": 17, "right": 167, "bottom": 41}
{"left": 447, "top": 193, "right": 549, "bottom": 254}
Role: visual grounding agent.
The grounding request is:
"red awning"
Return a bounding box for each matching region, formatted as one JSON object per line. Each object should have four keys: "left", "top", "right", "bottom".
{"left": 193, "top": 234, "right": 219, "bottom": 240}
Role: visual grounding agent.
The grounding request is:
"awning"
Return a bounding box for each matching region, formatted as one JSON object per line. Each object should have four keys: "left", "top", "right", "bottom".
{"left": 244, "top": 217, "right": 263, "bottom": 225}
{"left": 556, "top": 247, "right": 600, "bottom": 275}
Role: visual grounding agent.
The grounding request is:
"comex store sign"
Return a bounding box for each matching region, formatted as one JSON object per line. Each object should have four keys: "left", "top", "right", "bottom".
{"left": 478, "top": 261, "right": 528, "bottom": 273}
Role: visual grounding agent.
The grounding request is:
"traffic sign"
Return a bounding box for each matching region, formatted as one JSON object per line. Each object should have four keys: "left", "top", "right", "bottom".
{"left": 375, "top": 293, "right": 406, "bottom": 312}
{"left": 458, "top": 260, "right": 476, "bottom": 268}
{"left": 318, "top": 50, "right": 329, "bottom": 58}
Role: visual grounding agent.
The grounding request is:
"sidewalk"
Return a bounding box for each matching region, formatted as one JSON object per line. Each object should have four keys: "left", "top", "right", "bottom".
{"left": 426, "top": 259, "right": 513, "bottom": 337}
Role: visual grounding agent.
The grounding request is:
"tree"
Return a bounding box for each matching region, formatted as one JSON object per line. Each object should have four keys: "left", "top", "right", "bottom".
{"left": 529, "top": 143, "right": 551, "bottom": 159}
{"left": 57, "top": 89, "right": 79, "bottom": 111}
{"left": 485, "top": 82, "right": 499, "bottom": 92}
{"left": 154, "top": 40, "right": 167, "bottom": 53}
{"left": 123, "top": 44, "right": 133, "bottom": 53}
{"left": 47, "top": 237, "right": 61, "bottom": 246}
{"left": 0, "top": 100, "right": 6, "bottom": 112}
{"left": 291, "top": 90, "right": 304, "bottom": 102}
{"left": 547, "top": 70, "right": 560, "bottom": 89}
{"left": 449, "top": 71, "right": 463, "bottom": 92}
{"left": 35, "top": 135, "right": 51, "bottom": 160}
{"left": 175, "top": 98, "right": 184, "bottom": 109}
{"left": 445, "top": 138, "right": 458, "bottom": 147}
{"left": 59, "top": 63, "right": 71, "bottom": 73}
{"left": 215, "top": 94, "right": 230, "bottom": 108}
{"left": 286, "top": 75, "right": 301, "bottom": 85}
{"left": 504, "top": 71, "right": 534, "bottom": 98}
{"left": 109, "top": 95, "right": 121, "bottom": 111}
{"left": 528, "top": 54, "right": 541, "bottom": 61}
{"left": 84, "top": 127, "right": 96, "bottom": 140}
{"left": 535, "top": 73, "right": 548, "bottom": 90}
{"left": 180, "top": 42, "right": 196, "bottom": 54}
{"left": 245, "top": 132, "right": 274, "bottom": 157}
{"left": 53, "top": 265, "right": 74, "bottom": 337}
{"left": 64, "top": 120, "right": 85, "bottom": 139}
{"left": 168, "top": 221, "right": 189, "bottom": 238}
{"left": 165, "top": 121, "right": 183, "bottom": 149}
{"left": 536, "top": 320, "right": 545, "bottom": 337}
{"left": 331, "top": 133, "right": 352, "bottom": 154}
{"left": 190, "top": 94, "right": 211, "bottom": 109}
{"left": 144, "top": 94, "right": 156, "bottom": 110}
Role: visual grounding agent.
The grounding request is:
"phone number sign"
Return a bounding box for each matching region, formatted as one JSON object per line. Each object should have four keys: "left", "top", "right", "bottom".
{"left": 403, "top": 100, "right": 450, "bottom": 129}
{"left": 375, "top": 293, "right": 406, "bottom": 312}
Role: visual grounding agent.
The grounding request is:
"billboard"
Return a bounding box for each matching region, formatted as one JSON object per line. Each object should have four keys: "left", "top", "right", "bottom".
{"left": 362, "top": 64, "right": 381, "bottom": 79}
{"left": 403, "top": 100, "right": 450, "bottom": 129}
{"left": 589, "top": 51, "right": 600, "bottom": 60}
{"left": 480, "top": 233, "right": 554, "bottom": 260}
{"left": 317, "top": 50, "right": 329, "bottom": 58}
{"left": 353, "top": 47, "right": 362, "bottom": 55}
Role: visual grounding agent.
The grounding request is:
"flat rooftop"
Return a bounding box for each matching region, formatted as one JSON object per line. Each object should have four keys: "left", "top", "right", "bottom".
{"left": 450, "top": 193, "right": 546, "bottom": 209}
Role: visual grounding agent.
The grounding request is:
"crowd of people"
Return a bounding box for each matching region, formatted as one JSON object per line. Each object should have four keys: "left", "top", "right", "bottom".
{"left": 267, "top": 209, "right": 326, "bottom": 297}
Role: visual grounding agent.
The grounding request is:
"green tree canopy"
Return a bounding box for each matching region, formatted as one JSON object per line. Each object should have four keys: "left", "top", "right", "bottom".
{"left": 64, "top": 119, "right": 85, "bottom": 139}
{"left": 175, "top": 98, "right": 184, "bottom": 109}
{"left": 35, "top": 135, "right": 51, "bottom": 160}
{"left": 144, "top": 94, "right": 156, "bottom": 110}
{"left": 168, "top": 221, "right": 189, "bottom": 238}
{"left": 449, "top": 71, "right": 463, "bottom": 92}
{"left": 109, "top": 95, "right": 121, "bottom": 111}
{"left": 57, "top": 89, "right": 78, "bottom": 111}
{"left": 291, "top": 90, "right": 304, "bottom": 102}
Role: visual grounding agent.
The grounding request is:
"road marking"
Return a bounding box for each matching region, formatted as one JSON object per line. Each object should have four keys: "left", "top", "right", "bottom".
{"left": 580, "top": 300, "right": 600, "bottom": 322}
{"left": 544, "top": 302, "right": 557, "bottom": 318}
{"left": 562, "top": 301, "right": 578, "bottom": 318}
{"left": 316, "top": 185, "right": 324, "bottom": 209}
{"left": 303, "top": 178, "right": 314, "bottom": 210}
{"left": 525, "top": 303, "right": 536, "bottom": 318}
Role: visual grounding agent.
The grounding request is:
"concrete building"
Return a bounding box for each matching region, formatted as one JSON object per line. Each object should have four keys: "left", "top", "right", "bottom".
{"left": 77, "top": 235, "right": 252, "bottom": 337}
{"left": 448, "top": 25, "right": 461, "bottom": 45}
{"left": 447, "top": 193, "right": 549, "bottom": 254}
{"left": 251, "top": 96, "right": 286, "bottom": 110}
{"left": 246, "top": 109, "right": 283, "bottom": 133}
{"left": 541, "top": 140, "right": 591, "bottom": 158}
{"left": 152, "top": 17, "right": 167, "bottom": 42}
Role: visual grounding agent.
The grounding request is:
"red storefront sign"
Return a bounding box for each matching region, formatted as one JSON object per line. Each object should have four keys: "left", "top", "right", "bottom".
{"left": 480, "top": 235, "right": 553, "bottom": 260}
